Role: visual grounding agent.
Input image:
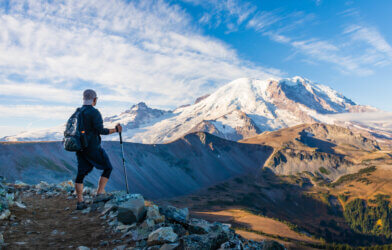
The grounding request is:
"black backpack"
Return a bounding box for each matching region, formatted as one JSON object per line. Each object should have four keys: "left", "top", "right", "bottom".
{"left": 63, "top": 107, "right": 88, "bottom": 152}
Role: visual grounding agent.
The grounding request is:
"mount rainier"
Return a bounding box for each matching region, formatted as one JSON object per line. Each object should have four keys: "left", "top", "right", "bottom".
{"left": 2, "top": 76, "right": 385, "bottom": 143}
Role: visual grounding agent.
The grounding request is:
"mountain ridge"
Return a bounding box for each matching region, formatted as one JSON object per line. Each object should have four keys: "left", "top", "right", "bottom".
{"left": 2, "top": 76, "right": 387, "bottom": 143}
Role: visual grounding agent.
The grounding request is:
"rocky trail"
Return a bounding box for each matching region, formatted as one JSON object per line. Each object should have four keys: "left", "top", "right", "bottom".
{"left": 2, "top": 194, "right": 122, "bottom": 249}
{"left": 0, "top": 179, "right": 285, "bottom": 250}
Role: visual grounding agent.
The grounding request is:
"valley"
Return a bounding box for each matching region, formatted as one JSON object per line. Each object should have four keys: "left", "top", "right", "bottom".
{"left": 2, "top": 77, "right": 392, "bottom": 248}
{"left": 2, "top": 122, "right": 392, "bottom": 247}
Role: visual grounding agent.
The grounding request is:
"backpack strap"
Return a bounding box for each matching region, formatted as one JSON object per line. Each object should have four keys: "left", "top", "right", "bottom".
{"left": 78, "top": 106, "right": 88, "bottom": 135}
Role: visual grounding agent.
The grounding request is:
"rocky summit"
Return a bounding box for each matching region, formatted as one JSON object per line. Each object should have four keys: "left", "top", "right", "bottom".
{"left": 0, "top": 177, "right": 284, "bottom": 249}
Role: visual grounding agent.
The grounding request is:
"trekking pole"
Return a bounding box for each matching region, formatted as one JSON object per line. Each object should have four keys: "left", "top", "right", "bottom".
{"left": 119, "top": 132, "right": 130, "bottom": 194}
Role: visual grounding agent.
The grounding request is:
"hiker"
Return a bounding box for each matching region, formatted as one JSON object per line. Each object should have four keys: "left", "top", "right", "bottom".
{"left": 75, "top": 89, "right": 122, "bottom": 210}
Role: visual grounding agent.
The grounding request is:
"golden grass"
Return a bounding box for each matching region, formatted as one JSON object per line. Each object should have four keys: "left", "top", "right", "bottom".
{"left": 195, "top": 209, "right": 321, "bottom": 244}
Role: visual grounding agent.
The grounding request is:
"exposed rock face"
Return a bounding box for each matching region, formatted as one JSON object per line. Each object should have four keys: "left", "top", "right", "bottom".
{"left": 242, "top": 123, "right": 390, "bottom": 181}
{"left": 194, "top": 94, "right": 210, "bottom": 104}
{"left": 104, "top": 102, "right": 172, "bottom": 131}
{"left": 303, "top": 123, "right": 380, "bottom": 151}
{"left": 267, "top": 148, "right": 355, "bottom": 180}
{"left": 189, "top": 110, "right": 262, "bottom": 141}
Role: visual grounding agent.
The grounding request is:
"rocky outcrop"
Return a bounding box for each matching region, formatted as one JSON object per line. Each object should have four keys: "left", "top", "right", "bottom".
{"left": 0, "top": 178, "right": 285, "bottom": 249}
{"left": 267, "top": 148, "right": 357, "bottom": 181}
{"left": 303, "top": 123, "right": 380, "bottom": 151}
{"left": 243, "top": 123, "right": 388, "bottom": 181}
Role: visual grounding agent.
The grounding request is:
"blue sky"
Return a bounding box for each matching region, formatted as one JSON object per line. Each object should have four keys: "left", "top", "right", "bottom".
{"left": 0, "top": 0, "right": 391, "bottom": 137}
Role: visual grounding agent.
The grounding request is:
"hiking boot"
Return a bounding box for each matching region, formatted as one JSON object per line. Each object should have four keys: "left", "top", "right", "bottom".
{"left": 76, "top": 201, "right": 88, "bottom": 210}
{"left": 93, "top": 193, "right": 114, "bottom": 203}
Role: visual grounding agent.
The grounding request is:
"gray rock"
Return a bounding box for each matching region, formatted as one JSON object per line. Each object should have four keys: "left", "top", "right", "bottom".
{"left": 181, "top": 223, "right": 231, "bottom": 250}
{"left": 180, "top": 234, "right": 212, "bottom": 250}
{"left": 146, "top": 205, "right": 165, "bottom": 223}
{"left": 136, "top": 240, "right": 147, "bottom": 247}
{"left": 219, "top": 239, "right": 243, "bottom": 249}
{"left": 90, "top": 202, "right": 105, "bottom": 212}
{"left": 147, "top": 246, "right": 161, "bottom": 250}
{"left": 140, "top": 218, "right": 155, "bottom": 230}
{"left": 0, "top": 209, "right": 10, "bottom": 220}
{"left": 111, "top": 239, "right": 122, "bottom": 244}
{"left": 147, "top": 227, "right": 178, "bottom": 246}
{"left": 99, "top": 240, "right": 109, "bottom": 246}
{"left": 159, "top": 206, "right": 189, "bottom": 224}
{"left": 187, "top": 218, "right": 213, "bottom": 234}
{"left": 101, "top": 204, "right": 116, "bottom": 216}
{"left": 113, "top": 245, "right": 127, "bottom": 250}
{"left": 77, "top": 246, "right": 90, "bottom": 250}
{"left": 116, "top": 222, "right": 136, "bottom": 233}
{"left": 130, "top": 228, "right": 151, "bottom": 241}
{"left": 117, "top": 196, "right": 146, "bottom": 224}
{"left": 0, "top": 232, "right": 4, "bottom": 244}
{"left": 160, "top": 242, "right": 180, "bottom": 250}
{"left": 170, "top": 224, "right": 187, "bottom": 237}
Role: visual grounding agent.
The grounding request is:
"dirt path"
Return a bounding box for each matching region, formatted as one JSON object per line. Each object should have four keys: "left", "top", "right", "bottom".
{"left": 1, "top": 193, "right": 122, "bottom": 249}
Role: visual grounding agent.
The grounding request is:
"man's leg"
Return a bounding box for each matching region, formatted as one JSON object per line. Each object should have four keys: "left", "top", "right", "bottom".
{"left": 96, "top": 148, "right": 113, "bottom": 195}
{"left": 75, "top": 182, "right": 84, "bottom": 202}
{"left": 97, "top": 176, "right": 109, "bottom": 194}
{"left": 75, "top": 152, "right": 93, "bottom": 205}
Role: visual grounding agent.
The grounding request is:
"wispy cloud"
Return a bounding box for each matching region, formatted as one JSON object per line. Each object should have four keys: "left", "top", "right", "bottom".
{"left": 0, "top": 0, "right": 280, "bottom": 110}
{"left": 344, "top": 25, "right": 392, "bottom": 66}
{"left": 188, "top": 1, "right": 392, "bottom": 76}
{"left": 182, "top": 0, "right": 256, "bottom": 32}
{"left": 0, "top": 105, "right": 74, "bottom": 119}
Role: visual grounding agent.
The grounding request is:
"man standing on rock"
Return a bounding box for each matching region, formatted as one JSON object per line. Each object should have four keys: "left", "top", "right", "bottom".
{"left": 75, "top": 89, "right": 122, "bottom": 210}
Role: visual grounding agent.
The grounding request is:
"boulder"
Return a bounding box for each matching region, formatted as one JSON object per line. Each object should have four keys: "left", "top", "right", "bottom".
{"left": 129, "top": 227, "right": 151, "bottom": 241}
{"left": 147, "top": 205, "right": 165, "bottom": 223}
{"left": 159, "top": 206, "right": 189, "bottom": 224}
{"left": 170, "top": 224, "right": 187, "bottom": 237}
{"left": 181, "top": 222, "right": 231, "bottom": 250}
{"left": 117, "top": 196, "right": 146, "bottom": 224}
{"left": 180, "top": 234, "right": 212, "bottom": 250}
{"left": 140, "top": 218, "right": 155, "bottom": 230}
{"left": 147, "top": 227, "right": 178, "bottom": 246}
{"left": 206, "top": 229, "right": 230, "bottom": 249}
{"left": 187, "top": 218, "right": 214, "bottom": 234}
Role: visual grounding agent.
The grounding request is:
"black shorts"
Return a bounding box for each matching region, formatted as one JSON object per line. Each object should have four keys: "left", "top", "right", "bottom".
{"left": 76, "top": 147, "right": 113, "bottom": 176}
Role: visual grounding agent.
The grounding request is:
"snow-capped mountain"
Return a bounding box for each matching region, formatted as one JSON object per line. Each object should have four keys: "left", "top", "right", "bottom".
{"left": 1, "top": 76, "right": 385, "bottom": 143}
{"left": 104, "top": 102, "right": 172, "bottom": 130}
